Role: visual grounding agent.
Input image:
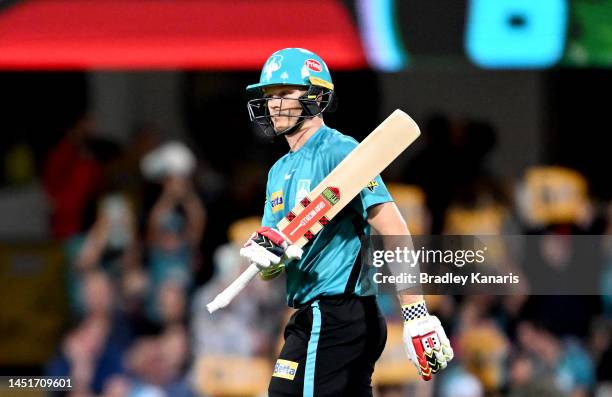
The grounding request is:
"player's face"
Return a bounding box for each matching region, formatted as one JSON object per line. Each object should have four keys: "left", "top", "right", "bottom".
{"left": 263, "top": 86, "right": 307, "bottom": 133}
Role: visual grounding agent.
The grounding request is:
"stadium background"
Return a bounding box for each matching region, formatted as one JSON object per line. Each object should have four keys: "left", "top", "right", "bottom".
{"left": 0, "top": 0, "right": 611, "bottom": 396}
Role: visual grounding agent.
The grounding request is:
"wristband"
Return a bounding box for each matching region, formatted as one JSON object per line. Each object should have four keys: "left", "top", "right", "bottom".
{"left": 401, "top": 300, "right": 428, "bottom": 322}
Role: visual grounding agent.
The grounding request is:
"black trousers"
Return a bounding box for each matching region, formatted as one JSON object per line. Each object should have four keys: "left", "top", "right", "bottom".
{"left": 268, "top": 295, "right": 387, "bottom": 397}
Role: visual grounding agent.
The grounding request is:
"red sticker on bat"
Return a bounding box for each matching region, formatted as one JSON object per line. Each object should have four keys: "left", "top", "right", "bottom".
{"left": 282, "top": 195, "right": 330, "bottom": 243}
{"left": 281, "top": 187, "right": 339, "bottom": 244}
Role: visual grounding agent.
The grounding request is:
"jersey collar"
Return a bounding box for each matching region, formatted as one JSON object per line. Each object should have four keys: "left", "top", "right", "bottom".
{"left": 288, "top": 124, "right": 327, "bottom": 155}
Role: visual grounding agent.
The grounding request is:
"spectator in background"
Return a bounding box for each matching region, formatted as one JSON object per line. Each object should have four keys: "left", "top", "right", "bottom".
{"left": 66, "top": 193, "right": 145, "bottom": 317}
{"left": 507, "top": 352, "right": 563, "bottom": 397}
{"left": 145, "top": 174, "right": 205, "bottom": 321}
{"left": 43, "top": 115, "right": 105, "bottom": 239}
{"left": 192, "top": 242, "right": 261, "bottom": 356}
{"left": 122, "top": 337, "right": 167, "bottom": 397}
{"left": 142, "top": 142, "right": 206, "bottom": 324}
{"left": 76, "top": 193, "right": 140, "bottom": 273}
{"left": 517, "top": 320, "right": 596, "bottom": 397}
{"left": 116, "top": 330, "right": 194, "bottom": 397}
{"left": 156, "top": 279, "right": 187, "bottom": 327}
{"left": 192, "top": 216, "right": 285, "bottom": 357}
{"left": 439, "top": 367, "right": 484, "bottom": 397}
{"left": 100, "top": 375, "right": 132, "bottom": 397}
{"left": 158, "top": 325, "right": 193, "bottom": 396}
{"left": 451, "top": 297, "right": 509, "bottom": 395}
{"left": 136, "top": 142, "right": 206, "bottom": 344}
{"left": 47, "top": 271, "right": 130, "bottom": 395}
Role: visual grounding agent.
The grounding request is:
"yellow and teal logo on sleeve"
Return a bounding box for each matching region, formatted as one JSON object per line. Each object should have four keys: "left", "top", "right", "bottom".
{"left": 366, "top": 180, "right": 379, "bottom": 192}
{"left": 271, "top": 190, "right": 284, "bottom": 213}
{"left": 273, "top": 359, "right": 298, "bottom": 380}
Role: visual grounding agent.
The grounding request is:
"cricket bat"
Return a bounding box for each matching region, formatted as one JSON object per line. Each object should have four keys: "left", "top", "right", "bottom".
{"left": 206, "top": 109, "right": 420, "bottom": 313}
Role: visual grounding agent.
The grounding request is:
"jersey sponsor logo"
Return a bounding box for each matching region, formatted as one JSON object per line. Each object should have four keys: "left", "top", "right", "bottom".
{"left": 271, "top": 190, "right": 284, "bottom": 213}
{"left": 272, "top": 359, "right": 299, "bottom": 380}
{"left": 305, "top": 59, "right": 322, "bottom": 72}
{"left": 295, "top": 179, "right": 311, "bottom": 206}
{"left": 366, "top": 180, "right": 379, "bottom": 192}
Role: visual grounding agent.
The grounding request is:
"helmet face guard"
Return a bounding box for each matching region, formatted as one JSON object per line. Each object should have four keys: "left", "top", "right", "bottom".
{"left": 247, "top": 85, "right": 335, "bottom": 138}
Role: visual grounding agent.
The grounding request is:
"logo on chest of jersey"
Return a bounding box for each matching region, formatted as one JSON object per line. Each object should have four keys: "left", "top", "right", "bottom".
{"left": 295, "top": 179, "right": 311, "bottom": 207}
{"left": 271, "top": 190, "right": 284, "bottom": 213}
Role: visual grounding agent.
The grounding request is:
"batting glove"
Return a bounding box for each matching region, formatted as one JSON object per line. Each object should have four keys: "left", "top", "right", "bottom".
{"left": 240, "top": 227, "right": 303, "bottom": 271}
{"left": 402, "top": 300, "right": 454, "bottom": 381}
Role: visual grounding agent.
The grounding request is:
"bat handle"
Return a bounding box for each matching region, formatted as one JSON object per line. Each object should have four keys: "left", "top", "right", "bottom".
{"left": 206, "top": 264, "right": 260, "bottom": 313}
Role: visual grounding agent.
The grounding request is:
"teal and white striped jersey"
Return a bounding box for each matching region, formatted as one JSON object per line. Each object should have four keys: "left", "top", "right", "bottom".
{"left": 262, "top": 125, "right": 393, "bottom": 307}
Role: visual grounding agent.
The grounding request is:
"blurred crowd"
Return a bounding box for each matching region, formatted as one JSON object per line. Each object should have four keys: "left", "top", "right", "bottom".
{"left": 0, "top": 112, "right": 611, "bottom": 397}
{"left": 38, "top": 117, "right": 206, "bottom": 397}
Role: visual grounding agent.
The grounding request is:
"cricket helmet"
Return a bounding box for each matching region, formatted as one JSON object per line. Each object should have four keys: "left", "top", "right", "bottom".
{"left": 246, "top": 48, "right": 336, "bottom": 137}
{"left": 246, "top": 48, "right": 334, "bottom": 92}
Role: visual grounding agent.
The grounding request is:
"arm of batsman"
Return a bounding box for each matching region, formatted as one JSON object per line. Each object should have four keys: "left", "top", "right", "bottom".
{"left": 240, "top": 227, "right": 303, "bottom": 270}
{"left": 402, "top": 301, "right": 454, "bottom": 381}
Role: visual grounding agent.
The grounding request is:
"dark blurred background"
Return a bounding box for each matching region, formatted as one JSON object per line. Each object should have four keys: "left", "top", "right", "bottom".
{"left": 0, "top": 1, "right": 611, "bottom": 396}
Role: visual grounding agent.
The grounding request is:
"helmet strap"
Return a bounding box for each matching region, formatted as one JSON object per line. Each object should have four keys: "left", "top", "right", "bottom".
{"left": 272, "top": 116, "right": 309, "bottom": 137}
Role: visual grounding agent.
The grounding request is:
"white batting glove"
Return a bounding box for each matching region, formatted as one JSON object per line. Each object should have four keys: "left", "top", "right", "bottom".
{"left": 402, "top": 300, "right": 454, "bottom": 381}
{"left": 240, "top": 227, "right": 303, "bottom": 271}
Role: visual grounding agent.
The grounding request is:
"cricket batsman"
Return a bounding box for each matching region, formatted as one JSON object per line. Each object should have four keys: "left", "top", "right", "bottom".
{"left": 241, "top": 48, "right": 453, "bottom": 396}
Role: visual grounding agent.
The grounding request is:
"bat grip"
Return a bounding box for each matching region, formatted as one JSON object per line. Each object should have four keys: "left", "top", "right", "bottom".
{"left": 206, "top": 264, "right": 260, "bottom": 313}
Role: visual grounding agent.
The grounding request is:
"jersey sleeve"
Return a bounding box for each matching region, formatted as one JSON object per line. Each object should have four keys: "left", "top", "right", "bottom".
{"left": 354, "top": 174, "right": 393, "bottom": 215}
{"left": 327, "top": 136, "right": 393, "bottom": 219}
{"left": 261, "top": 172, "right": 276, "bottom": 228}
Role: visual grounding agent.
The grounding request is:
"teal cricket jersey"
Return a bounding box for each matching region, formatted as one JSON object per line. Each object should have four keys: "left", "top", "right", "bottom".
{"left": 262, "top": 125, "right": 393, "bottom": 307}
